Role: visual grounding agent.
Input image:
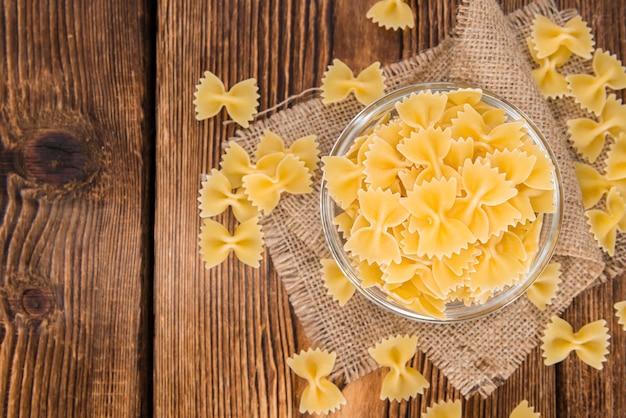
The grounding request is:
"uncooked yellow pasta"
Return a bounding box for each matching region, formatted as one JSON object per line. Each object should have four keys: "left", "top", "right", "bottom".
{"left": 422, "top": 399, "right": 462, "bottom": 418}
{"left": 615, "top": 300, "right": 626, "bottom": 331}
{"left": 198, "top": 217, "right": 264, "bottom": 268}
{"left": 567, "top": 94, "right": 626, "bottom": 163}
{"left": 366, "top": 0, "right": 415, "bottom": 31}
{"left": 367, "top": 335, "right": 429, "bottom": 401}
{"left": 242, "top": 154, "right": 312, "bottom": 214}
{"left": 541, "top": 315, "right": 610, "bottom": 369}
{"left": 567, "top": 49, "right": 626, "bottom": 115}
{"left": 531, "top": 15, "right": 594, "bottom": 60}
{"left": 526, "top": 37, "right": 570, "bottom": 99}
{"left": 509, "top": 400, "right": 540, "bottom": 418}
{"left": 286, "top": 348, "right": 346, "bottom": 414}
{"left": 198, "top": 169, "right": 258, "bottom": 222}
{"left": 321, "top": 59, "right": 386, "bottom": 106}
{"left": 526, "top": 261, "right": 561, "bottom": 310}
{"left": 322, "top": 88, "right": 557, "bottom": 317}
{"left": 255, "top": 130, "right": 320, "bottom": 172}
{"left": 193, "top": 70, "right": 259, "bottom": 128}
{"left": 345, "top": 188, "right": 409, "bottom": 264}
{"left": 606, "top": 133, "right": 626, "bottom": 181}
{"left": 585, "top": 187, "right": 626, "bottom": 256}
{"left": 320, "top": 258, "right": 356, "bottom": 306}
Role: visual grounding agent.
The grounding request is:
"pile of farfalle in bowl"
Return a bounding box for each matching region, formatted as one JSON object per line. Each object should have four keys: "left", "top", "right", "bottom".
{"left": 321, "top": 86, "right": 559, "bottom": 319}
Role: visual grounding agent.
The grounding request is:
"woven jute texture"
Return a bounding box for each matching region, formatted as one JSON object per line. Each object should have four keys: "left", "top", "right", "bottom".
{"left": 230, "top": 0, "right": 620, "bottom": 397}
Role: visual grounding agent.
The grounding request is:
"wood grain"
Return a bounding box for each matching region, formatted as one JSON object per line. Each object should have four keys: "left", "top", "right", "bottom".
{"left": 0, "top": 0, "right": 152, "bottom": 416}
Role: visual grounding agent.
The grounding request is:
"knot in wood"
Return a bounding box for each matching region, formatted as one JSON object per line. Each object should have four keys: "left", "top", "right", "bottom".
{"left": 21, "top": 288, "right": 54, "bottom": 318}
{"left": 20, "top": 132, "right": 88, "bottom": 185}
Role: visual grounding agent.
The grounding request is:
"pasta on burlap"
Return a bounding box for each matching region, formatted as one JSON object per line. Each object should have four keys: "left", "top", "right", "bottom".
{"left": 230, "top": 0, "right": 611, "bottom": 397}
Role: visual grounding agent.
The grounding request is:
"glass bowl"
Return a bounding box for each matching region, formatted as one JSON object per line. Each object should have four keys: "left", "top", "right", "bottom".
{"left": 320, "top": 82, "right": 563, "bottom": 323}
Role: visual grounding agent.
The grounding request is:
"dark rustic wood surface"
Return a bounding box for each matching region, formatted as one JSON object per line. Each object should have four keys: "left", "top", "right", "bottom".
{"left": 0, "top": 0, "right": 153, "bottom": 416}
{"left": 1, "top": 0, "right": 624, "bottom": 417}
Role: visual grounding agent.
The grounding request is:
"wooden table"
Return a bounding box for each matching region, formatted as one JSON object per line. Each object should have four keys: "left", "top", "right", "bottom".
{"left": 0, "top": 0, "right": 624, "bottom": 416}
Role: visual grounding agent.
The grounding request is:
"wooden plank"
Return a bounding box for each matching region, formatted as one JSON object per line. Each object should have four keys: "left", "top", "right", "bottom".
{"left": 0, "top": 1, "right": 152, "bottom": 416}
{"left": 155, "top": 0, "right": 626, "bottom": 417}
{"left": 154, "top": 0, "right": 332, "bottom": 416}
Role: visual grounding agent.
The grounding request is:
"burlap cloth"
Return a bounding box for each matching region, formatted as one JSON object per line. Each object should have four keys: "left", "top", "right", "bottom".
{"left": 231, "top": 0, "right": 625, "bottom": 398}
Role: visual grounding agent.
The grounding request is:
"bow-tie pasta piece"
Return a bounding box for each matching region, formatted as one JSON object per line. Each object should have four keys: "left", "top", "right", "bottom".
{"left": 567, "top": 94, "right": 626, "bottom": 163}
{"left": 401, "top": 176, "right": 475, "bottom": 258}
{"left": 220, "top": 141, "right": 255, "bottom": 188}
{"left": 567, "top": 49, "right": 626, "bottom": 115}
{"left": 286, "top": 348, "right": 346, "bottom": 415}
{"left": 585, "top": 187, "right": 626, "bottom": 256}
{"left": 367, "top": 335, "right": 429, "bottom": 401}
{"left": 526, "top": 261, "right": 561, "bottom": 310}
{"left": 385, "top": 281, "right": 447, "bottom": 319}
{"left": 485, "top": 149, "right": 538, "bottom": 222}
{"left": 422, "top": 399, "right": 462, "bottom": 418}
{"left": 397, "top": 127, "right": 454, "bottom": 183}
{"left": 193, "top": 70, "right": 259, "bottom": 128}
{"left": 395, "top": 90, "right": 448, "bottom": 130}
{"left": 541, "top": 315, "right": 610, "bottom": 369}
{"left": 357, "top": 259, "right": 386, "bottom": 288}
{"left": 345, "top": 188, "right": 409, "bottom": 264}
{"left": 198, "top": 217, "right": 264, "bottom": 268}
{"left": 451, "top": 104, "right": 526, "bottom": 154}
{"left": 615, "top": 301, "right": 626, "bottom": 331}
{"left": 573, "top": 162, "right": 614, "bottom": 209}
{"left": 198, "top": 169, "right": 258, "bottom": 222}
{"left": 242, "top": 154, "right": 312, "bottom": 214}
{"left": 255, "top": 130, "right": 320, "bottom": 172}
{"left": 364, "top": 135, "right": 410, "bottom": 189}
{"left": 321, "top": 59, "right": 386, "bottom": 106}
{"left": 531, "top": 15, "right": 594, "bottom": 60}
{"left": 320, "top": 258, "right": 356, "bottom": 306}
{"left": 468, "top": 230, "right": 529, "bottom": 293}
{"left": 509, "top": 400, "right": 540, "bottom": 418}
{"left": 606, "top": 133, "right": 626, "bottom": 181}
{"left": 366, "top": 0, "right": 415, "bottom": 31}
{"left": 452, "top": 159, "right": 521, "bottom": 243}
{"left": 526, "top": 37, "right": 570, "bottom": 99}
{"left": 322, "top": 155, "right": 366, "bottom": 210}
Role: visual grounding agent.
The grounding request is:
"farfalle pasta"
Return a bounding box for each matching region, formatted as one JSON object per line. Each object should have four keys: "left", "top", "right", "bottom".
{"left": 198, "top": 217, "right": 264, "bottom": 268}
{"left": 526, "top": 37, "right": 570, "bottom": 99}
{"left": 566, "top": 49, "right": 626, "bottom": 115}
{"left": 526, "top": 261, "right": 561, "bottom": 310}
{"left": 530, "top": 15, "right": 593, "bottom": 60}
{"left": 367, "top": 335, "right": 429, "bottom": 401}
{"left": 606, "top": 133, "right": 626, "bottom": 180}
{"left": 509, "top": 400, "right": 540, "bottom": 418}
{"left": 567, "top": 94, "right": 626, "bottom": 163}
{"left": 322, "top": 88, "right": 557, "bottom": 318}
{"left": 199, "top": 134, "right": 319, "bottom": 269}
{"left": 573, "top": 162, "right": 626, "bottom": 210}
{"left": 541, "top": 315, "right": 610, "bottom": 369}
{"left": 321, "top": 59, "right": 386, "bottom": 106}
{"left": 198, "top": 169, "right": 258, "bottom": 222}
{"left": 422, "top": 399, "right": 462, "bottom": 418}
{"left": 366, "top": 0, "right": 415, "bottom": 31}
{"left": 585, "top": 187, "right": 626, "bottom": 256}
{"left": 320, "top": 258, "right": 356, "bottom": 306}
{"left": 193, "top": 70, "right": 259, "bottom": 128}
{"left": 242, "top": 154, "right": 312, "bottom": 214}
{"left": 615, "top": 300, "right": 626, "bottom": 331}
{"left": 286, "top": 348, "right": 346, "bottom": 414}
{"left": 255, "top": 130, "right": 320, "bottom": 172}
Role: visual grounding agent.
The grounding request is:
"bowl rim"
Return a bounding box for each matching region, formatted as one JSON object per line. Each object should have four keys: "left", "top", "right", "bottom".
{"left": 320, "top": 81, "right": 564, "bottom": 323}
